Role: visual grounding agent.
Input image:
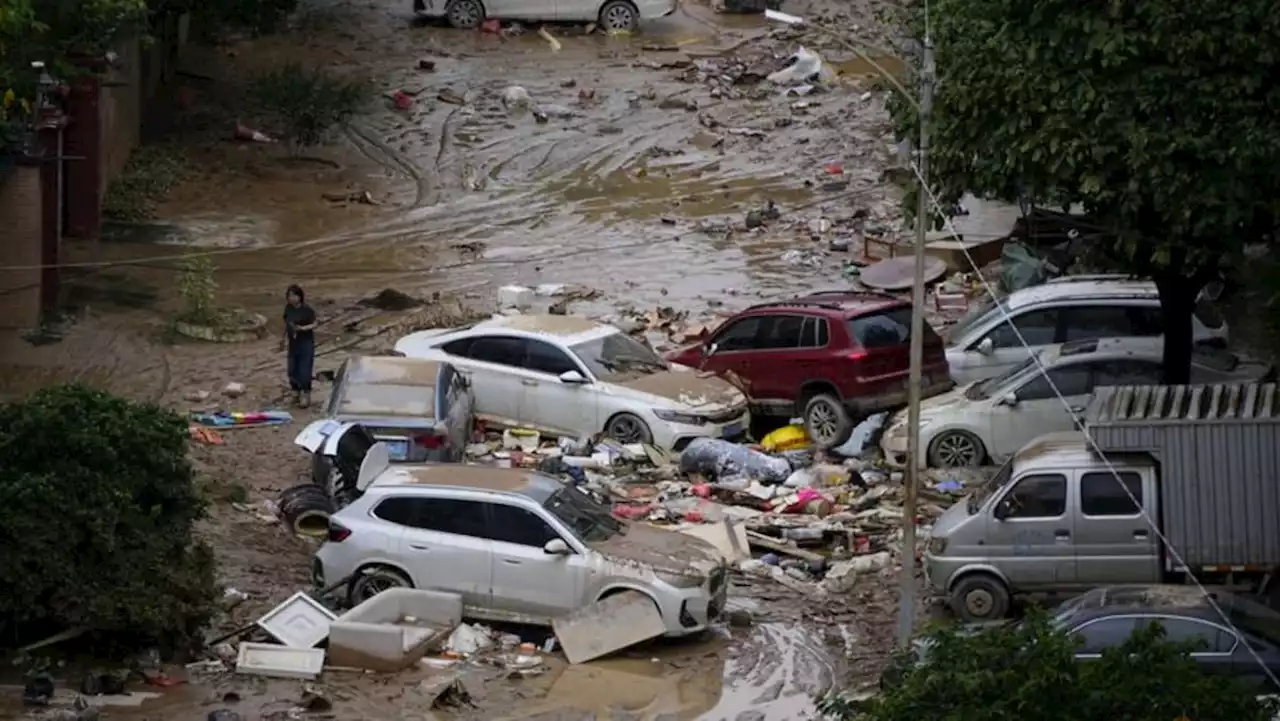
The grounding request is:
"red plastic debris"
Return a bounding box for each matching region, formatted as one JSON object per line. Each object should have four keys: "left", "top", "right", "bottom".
{"left": 392, "top": 90, "right": 412, "bottom": 110}
{"left": 612, "top": 503, "right": 652, "bottom": 520}
{"left": 684, "top": 510, "right": 705, "bottom": 523}
{"left": 480, "top": 18, "right": 501, "bottom": 33}
{"left": 824, "top": 162, "right": 844, "bottom": 175}
{"left": 690, "top": 483, "right": 712, "bottom": 498}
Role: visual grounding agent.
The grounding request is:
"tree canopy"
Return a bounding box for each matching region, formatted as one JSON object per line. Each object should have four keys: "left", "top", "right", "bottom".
{"left": 891, "top": 0, "right": 1280, "bottom": 381}
{"left": 821, "top": 612, "right": 1278, "bottom": 721}
{"left": 0, "top": 385, "right": 216, "bottom": 656}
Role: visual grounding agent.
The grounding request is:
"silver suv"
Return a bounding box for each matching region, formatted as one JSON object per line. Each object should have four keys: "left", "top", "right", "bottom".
{"left": 945, "top": 275, "right": 1229, "bottom": 385}
{"left": 314, "top": 463, "right": 728, "bottom": 635}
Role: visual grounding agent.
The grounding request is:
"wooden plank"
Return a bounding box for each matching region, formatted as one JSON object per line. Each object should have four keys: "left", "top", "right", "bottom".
{"left": 746, "top": 530, "right": 825, "bottom": 563}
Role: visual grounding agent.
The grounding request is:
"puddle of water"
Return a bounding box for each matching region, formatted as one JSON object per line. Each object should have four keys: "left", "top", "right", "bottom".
{"left": 833, "top": 55, "right": 907, "bottom": 81}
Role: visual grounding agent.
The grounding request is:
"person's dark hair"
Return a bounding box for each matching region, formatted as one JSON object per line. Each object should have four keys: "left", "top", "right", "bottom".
{"left": 286, "top": 284, "right": 305, "bottom": 303}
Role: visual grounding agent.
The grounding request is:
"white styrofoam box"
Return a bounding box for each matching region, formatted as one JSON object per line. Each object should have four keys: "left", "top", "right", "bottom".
{"left": 256, "top": 591, "right": 338, "bottom": 649}
{"left": 497, "top": 285, "right": 533, "bottom": 309}
{"left": 235, "top": 643, "right": 325, "bottom": 680}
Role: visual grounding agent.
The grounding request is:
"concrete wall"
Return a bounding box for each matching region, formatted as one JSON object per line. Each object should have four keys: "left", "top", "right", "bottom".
{"left": 98, "top": 37, "right": 144, "bottom": 200}
{"left": 0, "top": 164, "right": 45, "bottom": 331}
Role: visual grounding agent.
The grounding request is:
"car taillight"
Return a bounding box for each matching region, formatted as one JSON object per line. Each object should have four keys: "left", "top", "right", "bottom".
{"left": 328, "top": 521, "right": 352, "bottom": 542}
{"left": 414, "top": 433, "right": 445, "bottom": 449}
{"left": 847, "top": 350, "right": 869, "bottom": 360}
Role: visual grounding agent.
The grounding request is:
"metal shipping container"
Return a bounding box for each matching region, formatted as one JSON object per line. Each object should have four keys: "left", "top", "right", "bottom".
{"left": 1084, "top": 383, "right": 1280, "bottom": 568}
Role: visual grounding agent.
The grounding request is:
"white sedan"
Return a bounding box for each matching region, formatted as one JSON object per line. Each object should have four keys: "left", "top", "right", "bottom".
{"left": 394, "top": 314, "right": 750, "bottom": 451}
{"left": 882, "top": 337, "right": 1272, "bottom": 468}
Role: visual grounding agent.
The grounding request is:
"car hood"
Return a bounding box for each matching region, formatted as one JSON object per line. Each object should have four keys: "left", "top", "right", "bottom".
{"left": 588, "top": 522, "right": 723, "bottom": 578}
{"left": 888, "top": 384, "right": 973, "bottom": 429}
{"left": 611, "top": 367, "right": 745, "bottom": 412}
{"left": 931, "top": 497, "right": 975, "bottom": 538}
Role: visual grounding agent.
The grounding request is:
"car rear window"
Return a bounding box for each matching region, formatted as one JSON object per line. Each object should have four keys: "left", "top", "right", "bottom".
{"left": 337, "top": 384, "right": 435, "bottom": 418}
{"left": 848, "top": 307, "right": 938, "bottom": 349}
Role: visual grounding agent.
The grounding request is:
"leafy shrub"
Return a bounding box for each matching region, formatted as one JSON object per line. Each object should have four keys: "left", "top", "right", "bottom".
{"left": 248, "top": 63, "right": 367, "bottom": 151}
{"left": 0, "top": 385, "right": 217, "bottom": 656}
{"left": 821, "top": 611, "right": 1278, "bottom": 721}
{"left": 176, "top": 254, "right": 218, "bottom": 325}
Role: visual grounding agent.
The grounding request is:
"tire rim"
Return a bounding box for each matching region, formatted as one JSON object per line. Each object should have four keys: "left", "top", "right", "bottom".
{"left": 965, "top": 589, "right": 993, "bottom": 617}
{"left": 451, "top": 1, "right": 480, "bottom": 25}
{"left": 807, "top": 399, "right": 839, "bottom": 445}
{"left": 602, "top": 4, "right": 634, "bottom": 29}
{"left": 359, "top": 575, "right": 402, "bottom": 602}
{"left": 936, "top": 433, "right": 979, "bottom": 467}
{"left": 607, "top": 415, "right": 646, "bottom": 443}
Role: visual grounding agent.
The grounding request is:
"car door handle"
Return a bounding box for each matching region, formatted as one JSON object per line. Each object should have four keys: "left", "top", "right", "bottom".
{"left": 409, "top": 544, "right": 430, "bottom": 551}
{"left": 522, "top": 379, "right": 537, "bottom": 387}
{"left": 1054, "top": 530, "right": 1070, "bottom": 541}
{"left": 1069, "top": 405, "right": 1085, "bottom": 414}
{"left": 501, "top": 558, "right": 522, "bottom": 565}
{"left": 1133, "top": 530, "right": 1149, "bottom": 539}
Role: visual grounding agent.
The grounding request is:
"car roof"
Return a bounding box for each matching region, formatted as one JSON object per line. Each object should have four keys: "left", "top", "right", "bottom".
{"left": 369, "top": 463, "right": 562, "bottom": 501}
{"left": 343, "top": 356, "right": 443, "bottom": 387}
{"left": 1046, "top": 337, "right": 1164, "bottom": 363}
{"left": 473, "top": 314, "right": 611, "bottom": 342}
{"left": 1061, "top": 585, "right": 1248, "bottom": 624}
{"left": 746, "top": 290, "right": 906, "bottom": 317}
{"left": 1006, "top": 275, "right": 1158, "bottom": 311}
{"left": 1010, "top": 431, "right": 1158, "bottom": 472}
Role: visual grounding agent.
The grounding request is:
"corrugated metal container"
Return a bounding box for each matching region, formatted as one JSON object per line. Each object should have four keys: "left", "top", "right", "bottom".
{"left": 1084, "top": 383, "right": 1280, "bottom": 567}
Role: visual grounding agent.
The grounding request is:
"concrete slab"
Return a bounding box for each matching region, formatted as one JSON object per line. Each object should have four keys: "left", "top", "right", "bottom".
{"left": 553, "top": 590, "right": 667, "bottom": 665}
{"left": 677, "top": 518, "right": 750, "bottom": 564}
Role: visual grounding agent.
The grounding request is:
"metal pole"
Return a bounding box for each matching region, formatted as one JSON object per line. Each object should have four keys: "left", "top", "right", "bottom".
{"left": 896, "top": 39, "right": 935, "bottom": 648}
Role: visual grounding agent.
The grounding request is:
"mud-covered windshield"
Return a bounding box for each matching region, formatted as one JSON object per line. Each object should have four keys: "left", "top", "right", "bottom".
{"left": 948, "top": 295, "right": 1002, "bottom": 344}
{"left": 964, "top": 352, "right": 1044, "bottom": 401}
{"left": 544, "top": 485, "right": 623, "bottom": 542}
{"left": 572, "top": 332, "right": 669, "bottom": 380}
{"left": 968, "top": 460, "right": 1013, "bottom": 513}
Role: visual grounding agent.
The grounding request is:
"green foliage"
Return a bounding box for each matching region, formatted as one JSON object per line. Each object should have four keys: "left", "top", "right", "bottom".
{"left": 889, "top": 0, "right": 1280, "bottom": 381}
{"left": 176, "top": 254, "right": 218, "bottom": 325}
{"left": 103, "top": 143, "right": 189, "bottom": 221}
{"left": 190, "top": 0, "right": 299, "bottom": 36}
{"left": 820, "top": 612, "right": 1278, "bottom": 721}
{"left": 0, "top": 385, "right": 217, "bottom": 655}
{"left": 249, "top": 63, "right": 367, "bottom": 151}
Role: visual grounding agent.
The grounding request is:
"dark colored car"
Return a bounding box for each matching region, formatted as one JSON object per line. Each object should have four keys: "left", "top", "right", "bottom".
{"left": 883, "top": 585, "right": 1280, "bottom": 692}
{"left": 666, "top": 291, "right": 953, "bottom": 448}
{"left": 293, "top": 355, "right": 475, "bottom": 504}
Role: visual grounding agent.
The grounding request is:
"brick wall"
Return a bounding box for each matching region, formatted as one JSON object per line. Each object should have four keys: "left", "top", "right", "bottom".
{"left": 99, "top": 38, "right": 143, "bottom": 198}
{"left": 0, "top": 164, "right": 45, "bottom": 331}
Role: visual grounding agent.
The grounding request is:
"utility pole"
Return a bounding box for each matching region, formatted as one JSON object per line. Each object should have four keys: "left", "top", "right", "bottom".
{"left": 896, "top": 38, "right": 935, "bottom": 648}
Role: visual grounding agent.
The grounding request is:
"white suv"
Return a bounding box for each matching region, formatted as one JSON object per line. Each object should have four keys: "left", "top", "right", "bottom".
{"left": 314, "top": 462, "right": 729, "bottom": 635}
{"left": 946, "top": 275, "right": 1229, "bottom": 385}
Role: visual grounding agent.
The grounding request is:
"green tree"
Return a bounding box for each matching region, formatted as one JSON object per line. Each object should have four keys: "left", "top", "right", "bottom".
{"left": 890, "top": 0, "right": 1280, "bottom": 383}
{"left": 822, "top": 612, "right": 1278, "bottom": 721}
{"left": 0, "top": 385, "right": 217, "bottom": 656}
{"left": 249, "top": 63, "right": 367, "bottom": 152}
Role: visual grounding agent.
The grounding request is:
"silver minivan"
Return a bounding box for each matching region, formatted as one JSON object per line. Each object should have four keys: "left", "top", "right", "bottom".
{"left": 924, "top": 430, "right": 1160, "bottom": 621}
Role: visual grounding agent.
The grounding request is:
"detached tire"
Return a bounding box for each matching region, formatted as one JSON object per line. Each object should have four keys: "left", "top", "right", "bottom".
{"left": 949, "top": 574, "right": 1011, "bottom": 622}
{"left": 803, "top": 393, "right": 853, "bottom": 449}
{"left": 278, "top": 483, "right": 335, "bottom": 538}
{"left": 349, "top": 566, "right": 413, "bottom": 606}
{"left": 598, "top": 0, "right": 639, "bottom": 32}
{"left": 445, "top": 0, "right": 484, "bottom": 28}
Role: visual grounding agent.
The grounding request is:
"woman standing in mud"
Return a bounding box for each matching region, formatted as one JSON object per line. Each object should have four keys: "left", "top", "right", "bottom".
{"left": 282, "top": 284, "right": 317, "bottom": 408}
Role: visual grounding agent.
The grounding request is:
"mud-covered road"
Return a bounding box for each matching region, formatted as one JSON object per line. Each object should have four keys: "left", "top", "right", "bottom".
{"left": 0, "top": 0, "right": 936, "bottom": 717}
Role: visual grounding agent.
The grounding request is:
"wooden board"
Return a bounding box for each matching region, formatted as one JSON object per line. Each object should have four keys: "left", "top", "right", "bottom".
{"left": 552, "top": 591, "right": 667, "bottom": 665}
{"left": 858, "top": 255, "right": 948, "bottom": 291}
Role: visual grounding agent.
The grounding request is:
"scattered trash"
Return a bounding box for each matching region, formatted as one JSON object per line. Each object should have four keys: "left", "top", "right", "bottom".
{"left": 391, "top": 90, "right": 413, "bottom": 110}
{"left": 553, "top": 590, "right": 667, "bottom": 664}
{"left": 192, "top": 410, "right": 293, "bottom": 429}
{"left": 233, "top": 122, "right": 274, "bottom": 143}
{"left": 480, "top": 18, "right": 501, "bottom": 33}
{"left": 501, "top": 85, "right": 532, "bottom": 112}
{"left": 767, "top": 47, "right": 836, "bottom": 86}
{"left": 679, "top": 438, "right": 792, "bottom": 483}
{"left": 538, "top": 26, "right": 561, "bottom": 51}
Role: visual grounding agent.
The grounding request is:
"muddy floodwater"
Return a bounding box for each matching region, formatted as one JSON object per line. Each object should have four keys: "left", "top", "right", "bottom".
{"left": 0, "top": 0, "right": 954, "bottom": 717}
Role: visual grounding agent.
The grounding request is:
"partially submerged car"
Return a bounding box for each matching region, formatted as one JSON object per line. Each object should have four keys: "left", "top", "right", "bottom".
{"left": 394, "top": 314, "right": 749, "bottom": 452}
{"left": 882, "top": 337, "right": 1273, "bottom": 468}
{"left": 411, "top": 0, "right": 674, "bottom": 32}
{"left": 314, "top": 462, "right": 729, "bottom": 635}
{"left": 294, "top": 356, "right": 475, "bottom": 498}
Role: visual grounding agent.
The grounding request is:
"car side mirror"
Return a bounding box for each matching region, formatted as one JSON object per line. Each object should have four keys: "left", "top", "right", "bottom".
{"left": 998, "top": 393, "right": 1019, "bottom": 408}
{"left": 993, "top": 498, "right": 1013, "bottom": 520}
{"left": 543, "top": 538, "right": 570, "bottom": 555}
{"left": 704, "top": 342, "right": 719, "bottom": 357}
{"left": 976, "top": 337, "right": 994, "bottom": 355}
{"left": 558, "top": 370, "right": 588, "bottom": 385}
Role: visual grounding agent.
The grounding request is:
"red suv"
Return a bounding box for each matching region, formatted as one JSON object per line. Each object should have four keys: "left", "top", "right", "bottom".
{"left": 666, "top": 291, "right": 954, "bottom": 448}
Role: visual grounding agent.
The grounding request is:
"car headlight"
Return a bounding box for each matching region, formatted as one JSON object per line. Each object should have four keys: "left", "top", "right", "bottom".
{"left": 657, "top": 571, "right": 706, "bottom": 588}
{"left": 653, "top": 409, "right": 707, "bottom": 425}
{"left": 927, "top": 537, "right": 948, "bottom": 555}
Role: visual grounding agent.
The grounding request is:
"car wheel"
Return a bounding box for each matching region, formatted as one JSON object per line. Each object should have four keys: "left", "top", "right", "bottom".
{"left": 349, "top": 566, "right": 413, "bottom": 606}
{"left": 803, "top": 393, "right": 853, "bottom": 449}
{"left": 604, "top": 412, "right": 653, "bottom": 444}
{"left": 927, "top": 430, "right": 986, "bottom": 468}
{"left": 949, "top": 574, "right": 1010, "bottom": 622}
{"left": 598, "top": 0, "right": 639, "bottom": 32}
{"left": 445, "top": 0, "right": 484, "bottom": 28}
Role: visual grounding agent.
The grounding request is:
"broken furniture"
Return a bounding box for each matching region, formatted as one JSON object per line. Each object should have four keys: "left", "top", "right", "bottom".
{"left": 327, "top": 588, "right": 462, "bottom": 671}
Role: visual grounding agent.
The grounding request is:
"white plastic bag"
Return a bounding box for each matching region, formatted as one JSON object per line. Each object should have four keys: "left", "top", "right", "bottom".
{"left": 768, "top": 46, "right": 836, "bottom": 86}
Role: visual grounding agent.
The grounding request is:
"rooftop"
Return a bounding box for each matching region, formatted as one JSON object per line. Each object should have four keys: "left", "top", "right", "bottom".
{"left": 1086, "top": 382, "right": 1280, "bottom": 425}
{"left": 477, "top": 314, "right": 607, "bottom": 338}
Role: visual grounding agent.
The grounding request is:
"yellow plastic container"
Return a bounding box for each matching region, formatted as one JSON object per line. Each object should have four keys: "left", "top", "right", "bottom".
{"left": 761, "top": 424, "right": 811, "bottom": 452}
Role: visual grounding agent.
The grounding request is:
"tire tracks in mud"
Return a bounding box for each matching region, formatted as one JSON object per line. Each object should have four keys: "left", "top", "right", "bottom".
{"left": 344, "top": 122, "right": 436, "bottom": 207}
